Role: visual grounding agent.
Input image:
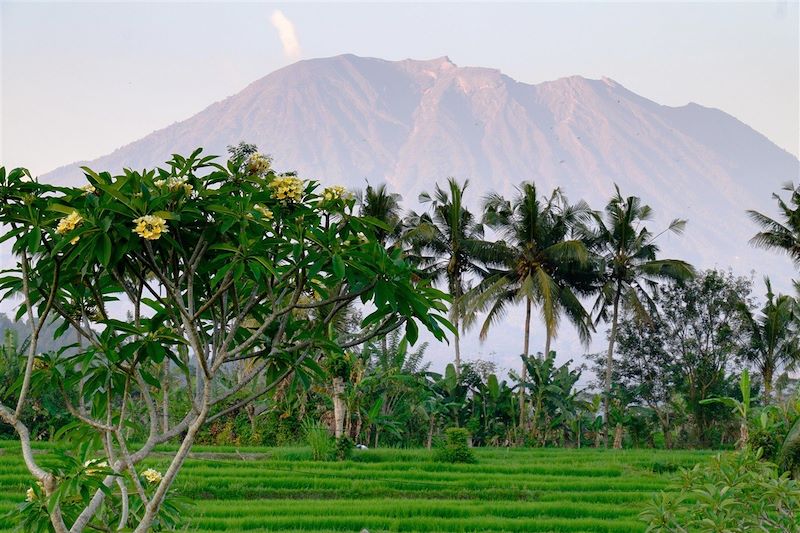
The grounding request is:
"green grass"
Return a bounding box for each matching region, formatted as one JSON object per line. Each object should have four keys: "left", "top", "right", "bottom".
{"left": 0, "top": 441, "right": 712, "bottom": 532}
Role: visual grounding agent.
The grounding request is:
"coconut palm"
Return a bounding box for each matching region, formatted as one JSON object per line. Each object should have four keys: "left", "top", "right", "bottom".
{"left": 590, "top": 187, "right": 694, "bottom": 447}
{"left": 405, "top": 178, "right": 492, "bottom": 375}
{"left": 739, "top": 278, "right": 800, "bottom": 401}
{"left": 357, "top": 182, "right": 403, "bottom": 247}
{"left": 465, "top": 183, "right": 595, "bottom": 430}
{"left": 748, "top": 183, "right": 800, "bottom": 266}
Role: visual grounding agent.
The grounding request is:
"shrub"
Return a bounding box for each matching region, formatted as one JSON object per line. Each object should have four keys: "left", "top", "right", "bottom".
{"left": 640, "top": 448, "right": 800, "bottom": 531}
{"left": 434, "top": 428, "right": 476, "bottom": 464}
{"left": 335, "top": 436, "right": 354, "bottom": 461}
{"left": 302, "top": 420, "right": 335, "bottom": 461}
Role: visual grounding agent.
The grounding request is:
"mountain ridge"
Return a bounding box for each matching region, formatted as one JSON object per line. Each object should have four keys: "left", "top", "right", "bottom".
{"left": 41, "top": 54, "right": 800, "bottom": 279}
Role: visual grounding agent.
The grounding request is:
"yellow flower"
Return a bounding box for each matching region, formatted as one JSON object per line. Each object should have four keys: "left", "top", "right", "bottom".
{"left": 133, "top": 215, "right": 169, "bottom": 241}
{"left": 56, "top": 211, "right": 83, "bottom": 235}
{"left": 70, "top": 236, "right": 80, "bottom": 245}
{"left": 142, "top": 468, "right": 162, "bottom": 484}
{"left": 247, "top": 153, "right": 272, "bottom": 176}
{"left": 80, "top": 184, "right": 96, "bottom": 195}
{"left": 322, "top": 185, "right": 349, "bottom": 202}
{"left": 254, "top": 204, "right": 273, "bottom": 220}
{"left": 153, "top": 179, "right": 166, "bottom": 188}
{"left": 26, "top": 481, "right": 44, "bottom": 502}
{"left": 269, "top": 176, "right": 304, "bottom": 203}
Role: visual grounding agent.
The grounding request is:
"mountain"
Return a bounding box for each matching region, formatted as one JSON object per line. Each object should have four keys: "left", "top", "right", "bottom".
{"left": 40, "top": 54, "right": 800, "bottom": 366}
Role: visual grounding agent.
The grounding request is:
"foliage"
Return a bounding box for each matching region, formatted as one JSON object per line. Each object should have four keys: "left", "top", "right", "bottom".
{"left": 334, "top": 435, "right": 354, "bottom": 461}
{"left": 0, "top": 148, "right": 449, "bottom": 532}
{"left": 433, "top": 427, "right": 476, "bottom": 463}
{"left": 748, "top": 182, "right": 800, "bottom": 267}
{"left": 641, "top": 448, "right": 800, "bottom": 532}
{"left": 738, "top": 278, "right": 800, "bottom": 400}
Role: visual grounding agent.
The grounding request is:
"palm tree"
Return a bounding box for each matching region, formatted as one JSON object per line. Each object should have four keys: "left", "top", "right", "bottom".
{"left": 358, "top": 182, "right": 405, "bottom": 356}
{"left": 748, "top": 183, "right": 800, "bottom": 266}
{"left": 465, "top": 183, "right": 595, "bottom": 430}
{"left": 739, "top": 278, "right": 800, "bottom": 401}
{"left": 405, "top": 178, "right": 491, "bottom": 375}
{"left": 590, "top": 187, "right": 694, "bottom": 447}
{"left": 357, "top": 182, "right": 403, "bottom": 248}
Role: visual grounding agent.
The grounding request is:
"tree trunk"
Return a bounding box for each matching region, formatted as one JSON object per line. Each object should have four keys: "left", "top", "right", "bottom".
{"left": 603, "top": 288, "right": 622, "bottom": 448}
{"left": 738, "top": 422, "right": 748, "bottom": 449}
{"left": 161, "top": 360, "right": 170, "bottom": 433}
{"left": 427, "top": 414, "right": 436, "bottom": 450}
{"left": 544, "top": 331, "right": 552, "bottom": 358}
{"left": 613, "top": 423, "right": 623, "bottom": 449}
{"left": 453, "top": 307, "right": 462, "bottom": 377}
{"left": 763, "top": 366, "right": 774, "bottom": 404}
{"left": 519, "top": 297, "right": 532, "bottom": 436}
{"left": 332, "top": 377, "right": 345, "bottom": 439}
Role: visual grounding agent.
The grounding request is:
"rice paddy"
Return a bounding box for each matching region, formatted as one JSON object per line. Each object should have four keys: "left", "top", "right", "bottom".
{"left": 0, "top": 441, "right": 712, "bottom": 532}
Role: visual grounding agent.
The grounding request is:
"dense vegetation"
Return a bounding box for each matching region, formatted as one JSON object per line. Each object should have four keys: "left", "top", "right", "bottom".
{"left": 1, "top": 144, "right": 799, "bottom": 531}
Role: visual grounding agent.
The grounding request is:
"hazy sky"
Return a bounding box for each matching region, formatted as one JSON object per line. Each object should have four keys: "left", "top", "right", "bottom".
{"left": 1, "top": 1, "right": 798, "bottom": 178}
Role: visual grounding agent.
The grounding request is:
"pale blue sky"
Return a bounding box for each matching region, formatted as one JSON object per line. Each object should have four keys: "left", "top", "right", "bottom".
{"left": 1, "top": 1, "right": 798, "bottom": 177}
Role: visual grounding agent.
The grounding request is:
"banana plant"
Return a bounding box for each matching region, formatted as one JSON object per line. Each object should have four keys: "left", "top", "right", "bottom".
{"left": 700, "top": 369, "right": 752, "bottom": 449}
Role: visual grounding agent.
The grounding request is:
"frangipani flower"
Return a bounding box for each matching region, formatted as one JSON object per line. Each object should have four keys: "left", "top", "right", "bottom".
{"left": 80, "top": 184, "right": 96, "bottom": 195}
{"left": 270, "top": 176, "right": 304, "bottom": 203}
{"left": 142, "top": 468, "right": 162, "bottom": 484}
{"left": 56, "top": 211, "right": 83, "bottom": 235}
{"left": 155, "top": 176, "right": 193, "bottom": 194}
{"left": 133, "top": 215, "right": 169, "bottom": 241}
{"left": 84, "top": 460, "right": 109, "bottom": 475}
{"left": 254, "top": 204, "right": 273, "bottom": 220}
{"left": 247, "top": 153, "right": 272, "bottom": 176}
{"left": 322, "top": 185, "right": 349, "bottom": 202}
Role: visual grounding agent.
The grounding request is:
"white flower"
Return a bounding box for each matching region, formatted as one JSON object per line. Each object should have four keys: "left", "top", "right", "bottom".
{"left": 80, "top": 184, "right": 96, "bottom": 195}
{"left": 25, "top": 487, "right": 36, "bottom": 502}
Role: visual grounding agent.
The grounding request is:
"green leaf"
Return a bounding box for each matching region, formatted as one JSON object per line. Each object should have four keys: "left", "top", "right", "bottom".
{"left": 98, "top": 234, "right": 112, "bottom": 267}
{"left": 332, "top": 255, "right": 345, "bottom": 279}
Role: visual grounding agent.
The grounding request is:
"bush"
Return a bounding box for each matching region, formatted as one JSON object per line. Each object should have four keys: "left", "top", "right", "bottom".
{"left": 640, "top": 448, "right": 800, "bottom": 531}
{"left": 434, "top": 428, "right": 476, "bottom": 464}
{"left": 335, "top": 436, "right": 354, "bottom": 461}
{"left": 302, "top": 420, "right": 335, "bottom": 461}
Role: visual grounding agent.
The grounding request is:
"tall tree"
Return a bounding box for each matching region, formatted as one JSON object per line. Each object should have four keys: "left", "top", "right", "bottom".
{"left": 748, "top": 183, "right": 800, "bottom": 267}
{"left": 466, "top": 183, "right": 594, "bottom": 430}
{"left": 405, "top": 178, "right": 490, "bottom": 374}
{"left": 739, "top": 278, "right": 800, "bottom": 401}
{"left": 357, "top": 182, "right": 403, "bottom": 248}
{"left": 589, "top": 187, "right": 694, "bottom": 447}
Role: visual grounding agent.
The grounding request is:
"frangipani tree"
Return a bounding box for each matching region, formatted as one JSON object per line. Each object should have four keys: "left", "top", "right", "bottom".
{"left": 0, "top": 148, "right": 449, "bottom": 532}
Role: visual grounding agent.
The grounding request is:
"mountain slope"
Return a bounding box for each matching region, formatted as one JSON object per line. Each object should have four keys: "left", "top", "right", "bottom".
{"left": 43, "top": 53, "right": 799, "bottom": 283}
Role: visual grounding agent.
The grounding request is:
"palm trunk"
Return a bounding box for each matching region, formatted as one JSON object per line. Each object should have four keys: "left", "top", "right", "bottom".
{"left": 427, "top": 414, "right": 436, "bottom": 450}
{"left": 453, "top": 305, "right": 462, "bottom": 377}
{"left": 613, "top": 423, "right": 623, "bottom": 449}
{"left": 544, "top": 331, "right": 552, "bottom": 359}
{"left": 603, "top": 287, "right": 622, "bottom": 448}
{"left": 763, "top": 366, "right": 774, "bottom": 404}
{"left": 519, "top": 297, "right": 532, "bottom": 435}
{"left": 332, "top": 377, "right": 345, "bottom": 439}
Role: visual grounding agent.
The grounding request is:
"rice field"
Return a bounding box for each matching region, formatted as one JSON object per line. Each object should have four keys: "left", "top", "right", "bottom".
{"left": 0, "top": 441, "right": 712, "bottom": 532}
